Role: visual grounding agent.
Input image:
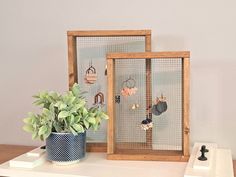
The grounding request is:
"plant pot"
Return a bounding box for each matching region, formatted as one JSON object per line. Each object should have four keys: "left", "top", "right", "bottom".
{"left": 46, "top": 132, "right": 86, "bottom": 165}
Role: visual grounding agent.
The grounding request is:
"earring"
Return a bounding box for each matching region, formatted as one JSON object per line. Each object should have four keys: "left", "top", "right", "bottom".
{"left": 93, "top": 92, "right": 105, "bottom": 107}
{"left": 121, "top": 77, "right": 137, "bottom": 96}
{"left": 152, "top": 94, "right": 168, "bottom": 116}
{"left": 141, "top": 117, "right": 153, "bottom": 130}
{"left": 84, "top": 61, "right": 97, "bottom": 84}
{"left": 131, "top": 103, "right": 139, "bottom": 110}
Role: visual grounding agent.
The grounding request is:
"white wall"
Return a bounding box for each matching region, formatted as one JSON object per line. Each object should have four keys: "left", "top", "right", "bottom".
{"left": 0, "top": 0, "right": 235, "bottom": 158}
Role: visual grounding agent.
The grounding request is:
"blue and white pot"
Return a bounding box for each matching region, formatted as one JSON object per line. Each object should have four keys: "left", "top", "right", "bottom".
{"left": 46, "top": 132, "right": 86, "bottom": 165}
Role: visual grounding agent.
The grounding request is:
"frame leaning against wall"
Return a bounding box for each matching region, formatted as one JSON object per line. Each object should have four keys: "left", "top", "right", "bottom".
{"left": 107, "top": 51, "right": 190, "bottom": 161}
{"left": 67, "top": 30, "right": 152, "bottom": 152}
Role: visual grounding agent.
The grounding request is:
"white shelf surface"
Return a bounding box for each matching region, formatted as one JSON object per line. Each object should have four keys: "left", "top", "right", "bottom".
{"left": 184, "top": 143, "right": 234, "bottom": 177}
{"left": 0, "top": 152, "right": 187, "bottom": 177}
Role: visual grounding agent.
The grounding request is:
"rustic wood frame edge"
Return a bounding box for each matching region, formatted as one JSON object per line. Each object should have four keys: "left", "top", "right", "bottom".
{"left": 67, "top": 30, "right": 151, "bottom": 37}
{"left": 106, "top": 51, "right": 190, "bottom": 161}
{"left": 67, "top": 30, "right": 152, "bottom": 152}
{"left": 107, "top": 51, "right": 190, "bottom": 59}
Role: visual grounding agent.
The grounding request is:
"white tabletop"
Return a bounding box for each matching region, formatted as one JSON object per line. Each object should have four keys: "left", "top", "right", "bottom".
{"left": 0, "top": 152, "right": 187, "bottom": 177}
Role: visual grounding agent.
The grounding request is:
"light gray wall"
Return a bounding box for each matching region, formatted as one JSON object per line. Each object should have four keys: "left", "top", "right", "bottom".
{"left": 0, "top": 0, "right": 235, "bottom": 158}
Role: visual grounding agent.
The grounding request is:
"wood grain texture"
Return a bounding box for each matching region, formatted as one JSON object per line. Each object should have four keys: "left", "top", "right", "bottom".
{"left": 145, "top": 34, "right": 152, "bottom": 52}
{"left": 116, "top": 148, "right": 183, "bottom": 155}
{"left": 107, "top": 51, "right": 190, "bottom": 59}
{"left": 0, "top": 144, "right": 36, "bottom": 164}
{"left": 67, "top": 30, "right": 151, "bottom": 37}
{"left": 145, "top": 59, "right": 152, "bottom": 148}
{"left": 145, "top": 33, "right": 152, "bottom": 148}
{"left": 107, "top": 59, "right": 115, "bottom": 154}
{"left": 67, "top": 35, "right": 77, "bottom": 89}
{"left": 86, "top": 143, "right": 107, "bottom": 152}
{"left": 107, "top": 153, "right": 189, "bottom": 162}
{"left": 183, "top": 57, "right": 190, "bottom": 157}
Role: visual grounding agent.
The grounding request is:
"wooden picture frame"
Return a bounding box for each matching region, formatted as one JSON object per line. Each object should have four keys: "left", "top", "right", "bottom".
{"left": 107, "top": 51, "right": 190, "bottom": 161}
{"left": 67, "top": 30, "right": 152, "bottom": 152}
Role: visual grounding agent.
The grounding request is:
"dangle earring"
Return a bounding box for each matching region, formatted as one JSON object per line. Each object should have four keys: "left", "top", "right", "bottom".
{"left": 120, "top": 76, "right": 137, "bottom": 97}
{"left": 141, "top": 115, "right": 153, "bottom": 131}
{"left": 152, "top": 93, "right": 168, "bottom": 116}
{"left": 93, "top": 92, "right": 105, "bottom": 107}
{"left": 84, "top": 61, "right": 97, "bottom": 84}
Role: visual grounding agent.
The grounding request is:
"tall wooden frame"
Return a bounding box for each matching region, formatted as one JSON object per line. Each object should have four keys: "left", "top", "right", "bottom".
{"left": 67, "top": 30, "right": 151, "bottom": 152}
{"left": 107, "top": 51, "right": 190, "bottom": 161}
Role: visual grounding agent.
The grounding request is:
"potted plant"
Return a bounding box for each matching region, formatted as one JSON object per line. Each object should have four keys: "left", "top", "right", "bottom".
{"left": 23, "top": 83, "right": 108, "bottom": 165}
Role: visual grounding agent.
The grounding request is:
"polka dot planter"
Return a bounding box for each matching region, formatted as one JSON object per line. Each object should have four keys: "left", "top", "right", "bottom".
{"left": 46, "top": 132, "right": 86, "bottom": 165}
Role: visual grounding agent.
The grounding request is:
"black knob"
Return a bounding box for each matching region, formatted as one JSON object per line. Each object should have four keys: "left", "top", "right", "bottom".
{"left": 198, "top": 145, "right": 209, "bottom": 161}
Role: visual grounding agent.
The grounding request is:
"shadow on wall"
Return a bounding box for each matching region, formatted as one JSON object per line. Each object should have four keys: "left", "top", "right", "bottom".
{"left": 190, "top": 60, "right": 236, "bottom": 159}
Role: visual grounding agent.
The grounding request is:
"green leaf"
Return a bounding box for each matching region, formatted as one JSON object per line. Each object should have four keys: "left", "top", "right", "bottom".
{"left": 82, "top": 108, "right": 88, "bottom": 116}
{"left": 69, "top": 104, "right": 79, "bottom": 113}
{"left": 72, "top": 83, "right": 80, "bottom": 96}
{"left": 95, "top": 117, "right": 101, "bottom": 124}
{"left": 80, "top": 99, "right": 86, "bottom": 105}
{"left": 50, "top": 91, "right": 59, "bottom": 100}
{"left": 49, "top": 103, "right": 55, "bottom": 113}
{"left": 92, "top": 123, "right": 99, "bottom": 131}
{"left": 32, "top": 131, "right": 38, "bottom": 140}
{"left": 43, "top": 128, "right": 51, "bottom": 140}
{"left": 101, "top": 112, "right": 109, "bottom": 120}
{"left": 28, "top": 112, "right": 35, "bottom": 118}
{"left": 23, "top": 125, "right": 34, "bottom": 133}
{"left": 89, "top": 107, "right": 97, "bottom": 112}
{"left": 39, "top": 91, "right": 47, "bottom": 99}
{"left": 74, "top": 116, "right": 81, "bottom": 123}
{"left": 69, "top": 126, "right": 78, "bottom": 136}
{"left": 53, "top": 122, "right": 62, "bottom": 132}
{"left": 59, "top": 103, "right": 67, "bottom": 110}
{"left": 32, "top": 94, "right": 40, "bottom": 99}
{"left": 33, "top": 100, "right": 44, "bottom": 106}
{"left": 58, "top": 111, "right": 69, "bottom": 118}
{"left": 63, "top": 93, "right": 76, "bottom": 105}
{"left": 69, "top": 114, "right": 75, "bottom": 125}
{"left": 54, "top": 101, "right": 61, "bottom": 108}
{"left": 38, "top": 125, "right": 47, "bottom": 136}
{"left": 72, "top": 124, "right": 84, "bottom": 133}
{"left": 87, "top": 117, "right": 96, "bottom": 125}
{"left": 42, "top": 108, "right": 50, "bottom": 116}
{"left": 83, "top": 119, "right": 89, "bottom": 129}
{"left": 23, "top": 117, "right": 32, "bottom": 124}
{"left": 68, "top": 96, "right": 76, "bottom": 105}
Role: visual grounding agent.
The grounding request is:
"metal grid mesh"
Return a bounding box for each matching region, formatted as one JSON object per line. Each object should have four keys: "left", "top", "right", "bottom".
{"left": 152, "top": 58, "right": 182, "bottom": 151}
{"left": 114, "top": 58, "right": 183, "bottom": 153}
{"left": 76, "top": 37, "right": 145, "bottom": 143}
{"left": 115, "top": 59, "right": 146, "bottom": 150}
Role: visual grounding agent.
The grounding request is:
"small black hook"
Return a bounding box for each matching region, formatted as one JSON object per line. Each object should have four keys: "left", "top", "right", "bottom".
{"left": 115, "top": 95, "right": 120, "bottom": 104}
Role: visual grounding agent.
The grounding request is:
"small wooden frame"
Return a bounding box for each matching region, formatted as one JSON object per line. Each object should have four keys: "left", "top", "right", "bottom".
{"left": 107, "top": 51, "right": 190, "bottom": 161}
{"left": 67, "top": 30, "right": 151, "bottom": 152}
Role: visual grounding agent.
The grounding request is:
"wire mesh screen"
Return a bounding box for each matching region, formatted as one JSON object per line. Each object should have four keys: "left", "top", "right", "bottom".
{"left": 115, "top": 59, "right": 146, "bottom": 150}
{"left": 114, "top": 58, "right": 183, "bottom": 153}
{"left": 76, "top": 37, "right": 146, "bottom": 143}
{"left": 151, "top": 58, "right": 182, "bottom": 151}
